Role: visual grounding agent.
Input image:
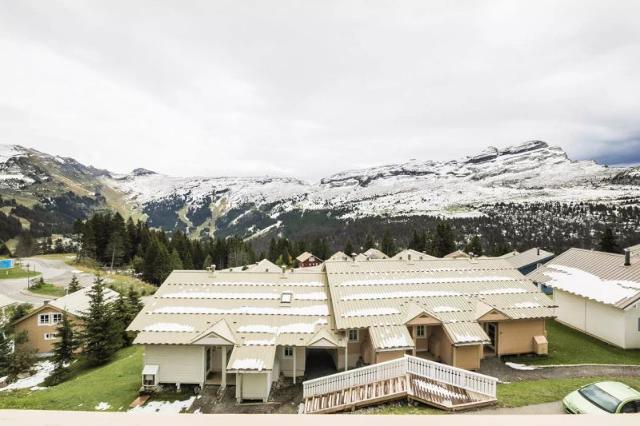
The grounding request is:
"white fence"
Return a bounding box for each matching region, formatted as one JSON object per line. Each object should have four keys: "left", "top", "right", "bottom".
{"left": 302, "top": 355, "right": 497, "bottom": 399}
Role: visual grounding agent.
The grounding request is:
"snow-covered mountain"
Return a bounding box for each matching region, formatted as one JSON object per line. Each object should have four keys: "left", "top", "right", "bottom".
{"left": 1, "top": 141, "right": 638, "bottom": 238}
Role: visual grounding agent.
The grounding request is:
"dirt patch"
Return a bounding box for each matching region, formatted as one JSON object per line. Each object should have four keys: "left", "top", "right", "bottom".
{"left": 479, "top": 357, "right": 640, "bottom": 382}
{"left": 188, "top": 382, "right": 304, "bottom": 414}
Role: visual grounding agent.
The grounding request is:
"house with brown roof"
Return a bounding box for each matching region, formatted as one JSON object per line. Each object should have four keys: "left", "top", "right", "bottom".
{"left": 11, "top": 286, "right": 119, "bottom": 355}
{"left": 127, "top": 257, "right": 554, "bottom": 402}
{"left": 528, "top": 246, "right": 640, "bottom": 349}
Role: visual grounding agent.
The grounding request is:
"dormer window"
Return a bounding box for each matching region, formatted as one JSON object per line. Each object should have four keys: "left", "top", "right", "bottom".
{"left": 280, "top": 292, "right": 293, "bottom": 303}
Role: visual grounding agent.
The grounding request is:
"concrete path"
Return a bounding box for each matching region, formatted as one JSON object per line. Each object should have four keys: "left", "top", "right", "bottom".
{"left": 0, "top": 256, "right": 95, "bottom": 305}
{"left": 469, "top": 402, "right": 564, "bottom": 415}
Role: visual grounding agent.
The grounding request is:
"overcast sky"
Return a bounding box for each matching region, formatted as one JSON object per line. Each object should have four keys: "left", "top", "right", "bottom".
{"left": 1, "top": 1, "right": 640, "bottom": 180}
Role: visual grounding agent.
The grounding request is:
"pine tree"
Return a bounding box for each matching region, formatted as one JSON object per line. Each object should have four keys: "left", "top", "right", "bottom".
{"left": 465, "top": 235, "right": 483, "bottom": 256}
{"left": 67, "top": 274, "right": 81, "bottom": 293}
{"left": 344, "top": 240, "right": 354, "bottom": 256}
{"left": 599, "top": 227, "right": 619, "bottom": 253}
{"left": 52, "top": 313, "right": 78, "bottom": 368}
{"left": 169, "top": 248, "right": 184, "bottom": 270}
{"left": 364, "top": 235, "right": 375, "bottom": 251}
{"left": 127, "top": 287, "right": 143, "bottom": 315}
{"left": 7, "top": 331, "right": 35, "bottom": 380}
{"left": 202, "top": 254, "right": 213, "bottom": 270}
{"left": 81, "top": 276, "right": 120, "bottom": 366}
{"left": 0, "top": 327, "right": 12, "bottom": 377}
{"left": 112, "top": 293, "right": 132, "bottom": 347}
{"left": 381, "top": 230, "right": 396, "bottom": 256}
{"left": 432, "top": 222, "right": 456, "bottom": 257}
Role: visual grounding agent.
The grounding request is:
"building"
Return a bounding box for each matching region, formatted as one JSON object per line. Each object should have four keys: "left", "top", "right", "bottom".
{"left": 296, "top": 252, "right": 323, "bottom": 268}
{"left": 11, "top": 287, "right": 119, "bottom": 355}
{"left": 391, "top": 249, "right": 438, "bottom": 261}
{"left": 327, "top": 251, "right": 352, "bottom": 262}
{"left": 528, "top": 247, "right": 640, "bottom": 349}
{"left": 502, "top": 248, "right": 554, "bottom": 275}
{"left": 444, "top": 250, "right": 471, "bottom": 259}
{"left": 362, "top": 248, "right": 389, "bottom": 260}
{"left": 128, "top": 257, "right": 554, "bottom": 402}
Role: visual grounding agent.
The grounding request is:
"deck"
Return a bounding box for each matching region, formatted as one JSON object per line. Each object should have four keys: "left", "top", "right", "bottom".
{"left": 302, "top": 355, "right": 498, "bottom": 414}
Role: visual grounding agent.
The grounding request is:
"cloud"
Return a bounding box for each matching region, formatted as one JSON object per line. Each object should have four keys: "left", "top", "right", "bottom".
{"left": 0, "top": 1, "right": 639, "bottom": 179}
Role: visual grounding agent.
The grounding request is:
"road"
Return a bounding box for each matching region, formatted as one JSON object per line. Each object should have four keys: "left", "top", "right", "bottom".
{"left": 469, "top": 402, "right": 564, "bottom": 415}
{"left": 0, "top": 256, "right": 96, "bottom": 305}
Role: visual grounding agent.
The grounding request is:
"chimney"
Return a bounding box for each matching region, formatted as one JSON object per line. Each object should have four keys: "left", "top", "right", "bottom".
{"left": 43, "top": 300, "right": 49, "bottom": 305}
{"left": 211, "top": 264, "right": 216, "bottom": 274}
{"left": 407, "top": 254, "right": 412, "bottom": 262}
{"left": 281, "top": 266, "right": 286, "bottom": 274}
{"left": 624, "top": 249, "right": 631, "bottom": 267}
{"left": 537, "top": 248, "right": 540, "bottom": 256}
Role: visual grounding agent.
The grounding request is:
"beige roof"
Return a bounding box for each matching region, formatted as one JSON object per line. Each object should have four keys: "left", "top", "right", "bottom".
{"left": 247, "top": 259, "right": 282, "bottom": 273}
{"left": 444, "top": 250, "right": 470, "bottom": 259}
{"left": 368, "top": 325, "right": 414, "bottom": 350}
{"left": 499, "top": 250, "right": 519, "bottom": 258}
{"left": 363, "top": 248, "right": 389, "bottom": 259}
{"left": 392, "top": 249, "right": 438, "bottom": 261}
{"left": 504, "top": 248, "right": 554, "bottom": 269}
{"left": 227, "top": 345, "right": 276, "bottom": 371}
{"left": 129, "top": 269, "right": 342, "bottom": 348}
{"left": 328, "top": 251, "right": 352, "bottom": 261}
{"left": 324, "top": 257, "right": 555, "bottom": 337}
{"left": 51, "top": 286, "right": 119, "bottom": 317}
{"left": 442, "top": 322, "right": 490, "bottom": 345}
{"left": 626, "top": 243, "right": 640, "bottom": 256}
{"left": 528, "top": 248, "right": 640, "bottom": 309}
{"left": 296, "top": 252, "right": 321, "bottom": 263}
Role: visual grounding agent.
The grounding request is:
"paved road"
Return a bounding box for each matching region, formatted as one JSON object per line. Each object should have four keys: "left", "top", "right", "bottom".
{"left": 469, "top": 402, "right": 564, "bottom": 415}
{"left": 0, "top": 256, "right": 95, "bottom": 305}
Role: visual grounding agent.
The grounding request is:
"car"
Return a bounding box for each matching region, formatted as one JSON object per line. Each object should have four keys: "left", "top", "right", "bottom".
{"left": 563, "top": 381, "right": 640, "bottom": 414}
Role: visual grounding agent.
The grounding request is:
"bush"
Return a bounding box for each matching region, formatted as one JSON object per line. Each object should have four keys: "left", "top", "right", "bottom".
{"left": 43, "top": 367, "right": 73, "bottom": 386}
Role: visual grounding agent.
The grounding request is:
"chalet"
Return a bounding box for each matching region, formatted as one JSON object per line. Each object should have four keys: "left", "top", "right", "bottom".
{"left": 128, "top": 257, "right": 554, "bottom": 402}
{"left": 11, "top": 287, "right": 118, "bottom": 355}
{"left": 296, "top": 252, "right": 323, "bottom": 268}
{"left": 528, "top": 247, "right": 640, "bottom": 349}
{"left": 327, "top": 251, "right": 352, "bottom": 262}
{"left": 391, "top": 249, "right": 437, "bottom": 261}
{"left": 444, "top": 250, "right": 471, "bottom": 259}
{"left": 501, "top": 248, "right": 554, "bottom": 275}
{"left": 362, "top": 248, "right": 389, "bottom": 260}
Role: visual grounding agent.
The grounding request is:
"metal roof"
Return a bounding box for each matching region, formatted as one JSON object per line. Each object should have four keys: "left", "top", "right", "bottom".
{"left": 442, "top": 322, "right": 490, "bottom": 345}
{"left": 504, "top": 248, "right": 554, "bottom": 269}
{"left": 527, "top": 248, "right": 640, "bottom": 309}
{"left": 227, "top": 345, "right": 276, "bottom": 372}
{"left": 328, "top": 251, "right": 352, "bottom": 261}
{"left": 444, "top": 250, "right": 470, "bottom": 259}
{"left": 368, "top": 325, "right": 414, "bottom": 350}
{"left": 50, "top": 286, "right": 119, "bottom": 317}
{"left": 392, "top": 249, "right": 438, "bottom": 261}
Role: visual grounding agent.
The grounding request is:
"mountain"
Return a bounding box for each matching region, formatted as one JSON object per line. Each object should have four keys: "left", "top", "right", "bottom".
{"left": 1, "top": 141, "right": 638, "bottom": 242}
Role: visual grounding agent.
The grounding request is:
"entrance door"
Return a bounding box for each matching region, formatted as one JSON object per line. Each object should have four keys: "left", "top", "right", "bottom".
{"left": 485, "top": 323, "right": 498, "bottom": 355}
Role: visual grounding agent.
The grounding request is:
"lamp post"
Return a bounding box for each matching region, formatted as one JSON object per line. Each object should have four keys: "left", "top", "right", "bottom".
{"left": 26, "top": 263, "right": 30, "bottom": 289}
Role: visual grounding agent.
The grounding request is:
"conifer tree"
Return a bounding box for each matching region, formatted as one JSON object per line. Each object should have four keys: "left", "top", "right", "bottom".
{"left": 465, "top": 235, "right": 483, "bottom": 256}
{"left": 81, "top": 276, "right": 120, "bottom": 366}
{"left": 432, "top": 222, "right": 456, "bottom": 257}
{"left": 344, "top": 240, "right": 354, "bottom": 256}
{"left": 52, "top": 313, "right": 78, "bottom": 368}
{"left": 67, "top": 274, "right": 81, "bottom": 293}
{"left": 127, "top": 287, "right": 144, "bottom": 315}
{"left": 381, "top": 230, "right": 396, "bottom": 256}
{"left": 0, "top": 327, "right": 12, "bottom": 378}
{"left": 599, "top": 227, "right": 619, "bottom": 253}
{"left": 7, "top": 331, "right": 35, "bottom": 380}
{"left": 112, "top": 293, "right": 131, "bottom": 347}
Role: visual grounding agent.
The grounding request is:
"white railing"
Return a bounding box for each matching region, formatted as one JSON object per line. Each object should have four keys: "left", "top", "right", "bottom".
{"left": 405, "top": 355, "right": 497, "bottom": 397}
{"left": 302, "top": 355, "right": 497, "bottom": 399}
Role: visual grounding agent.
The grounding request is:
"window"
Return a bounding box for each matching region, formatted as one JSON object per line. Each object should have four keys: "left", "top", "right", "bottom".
{"left": 280, "top": 292, "right": 293, "bottom": 303}
{"left": 44, "top": 333, "right": 58, "bottom": 340}
{"left": 52, "top": 313, "right": 63, "bottom": 324}
{"left": 348, "top": 329, "right": 359, "bottom": 342}
{"left": 283, "top": 346, "right": 294, "bottom": 358}
{"left": 143, "top": 374, "right": 156, "bottom": 387}
{"left": 38, "top": 314, "right": 50, "bottom": 325}
{"left": 638, "top": 318, "right": 640, "bottom": 332}
{"left": 416, "top": 325, "right": 426, "bottom": 338}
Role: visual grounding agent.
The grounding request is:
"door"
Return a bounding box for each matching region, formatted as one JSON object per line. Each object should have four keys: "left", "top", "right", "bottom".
{"left": 485, "top": 323, "right": 498, "bottom": 353}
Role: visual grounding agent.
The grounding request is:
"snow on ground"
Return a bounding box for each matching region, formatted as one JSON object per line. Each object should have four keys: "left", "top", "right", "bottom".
{"left": 505, "top": 362, "right": 538, "bottom": 371}
{"left": 129, "top": 397, "right": 195, "bottom": 414}
{"left": 143, "top": 322, "right": 195, "bottom": 332}
{"left": 0, "top": 361, "right": 54, "bottom": 391}
{"left": 95, "top": 402, "right": 111, "bottom": 411}
{"left": 543, "top": 265, "right": 640, "bottom": 305}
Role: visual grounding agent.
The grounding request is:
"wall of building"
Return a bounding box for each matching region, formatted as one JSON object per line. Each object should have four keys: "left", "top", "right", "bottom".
{"left": 497, "top": 319, "right": 546, "bottom": 356}
{"left": 337, "top": 328, "right": 370, "bottom": 369}
{"left": 210, "top": 346, "right": 231, "bottom": 373}
{"left": 145, "top": 345, "right": 205, "bottom": 385}
{"left": 236, "top": 373, "right": 270, "bottom": 401}
{"left": 625, "top": 304, "right": 640, "bottom": 349}
{"left": 278, "top": 346, "right": 306, "bottom": 378}
{"left": 428, "top": 326, "right": 453, "bottom": 365}
{"left": 375, "top": 350, "right": 405, "bottom": 363}
{"left": 15, "top": 308, "right": 79, "bottom": 354}
{"left": 555, "top": 290, "right": 629, "bottom": 348}
{"left": 453, "top": 345, "right": 482, "bottom": 370}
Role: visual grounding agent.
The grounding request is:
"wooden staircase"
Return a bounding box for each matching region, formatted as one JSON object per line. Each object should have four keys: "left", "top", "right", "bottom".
{"left": 302, "top": 355, "right": 497, "bottom": 414}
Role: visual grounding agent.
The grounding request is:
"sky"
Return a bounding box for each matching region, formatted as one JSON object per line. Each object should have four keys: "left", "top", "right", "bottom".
{"left": 1, "top": 1, "right": 640, "bottom": 180}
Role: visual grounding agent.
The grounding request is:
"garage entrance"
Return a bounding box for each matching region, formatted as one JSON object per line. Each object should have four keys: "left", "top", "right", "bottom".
{"left": 305, "top": 348, "right": 337, "bottom": 379}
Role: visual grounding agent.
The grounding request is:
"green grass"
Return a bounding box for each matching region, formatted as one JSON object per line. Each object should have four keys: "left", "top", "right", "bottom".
{"left": 28, "top": 281, "right": 66, "bottom": 297}
{"left": 0, "top": 264, "right": 41, "bottom": 280}
{"left": 505, "top": 320, "right": 640, "bottom": 366}
{"left": 0, "top": 346, "right": 142, "bottom": 411}
{"left": 497, "top": 376, "right": 640, "bottom": 408}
